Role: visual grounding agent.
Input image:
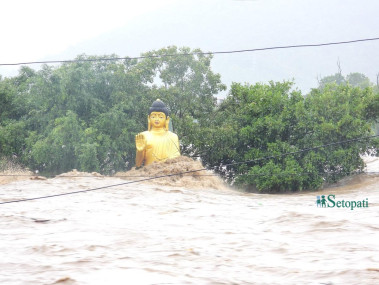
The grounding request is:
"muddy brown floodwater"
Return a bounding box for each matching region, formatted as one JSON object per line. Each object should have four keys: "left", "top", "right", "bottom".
{"left": 0, "top": 157, "right": 378, "bottom": 284}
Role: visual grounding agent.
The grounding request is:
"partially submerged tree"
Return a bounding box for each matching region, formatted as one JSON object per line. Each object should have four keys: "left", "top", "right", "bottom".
{"left": 0, "top": 47, "right": 226, "bottom": 174}
{"left": 198, "top": 81, "right": 379, "bottom": 192}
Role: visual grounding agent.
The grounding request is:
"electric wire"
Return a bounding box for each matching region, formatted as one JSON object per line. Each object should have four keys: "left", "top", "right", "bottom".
{"left": 1, "top": 171, "right": 379, "bottom": 178}
{"left": 1, "top": 134, "right": 378, "bottom": 178}
{"left": 1, "top": 134, "right": 378, "bottom": 205}
{"left": 0, "top": 37, "right": 378, "bottom": 66}
{"left": 0, "top": 168, "right": 207, "bottom": 205}
{"left": 222, "top": 134, "right": 379, "bottom": 167}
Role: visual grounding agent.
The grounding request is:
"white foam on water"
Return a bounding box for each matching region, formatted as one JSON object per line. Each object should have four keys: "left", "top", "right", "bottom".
{"left": 0, "top": 157, "right": 378, "bottom": 284}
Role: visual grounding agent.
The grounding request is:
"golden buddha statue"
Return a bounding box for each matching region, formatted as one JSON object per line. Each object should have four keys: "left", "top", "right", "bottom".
{"left": 135, "top": 99, "right": 180, "bottom": 167}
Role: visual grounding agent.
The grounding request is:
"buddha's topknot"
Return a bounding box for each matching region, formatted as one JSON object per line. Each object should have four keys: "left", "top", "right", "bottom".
{"left": 149, "top": 99, "right": 169, "bottom": 116}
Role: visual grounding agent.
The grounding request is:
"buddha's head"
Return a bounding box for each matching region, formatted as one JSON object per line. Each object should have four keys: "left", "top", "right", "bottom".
{"left": 148, "top": 99, "right": 170, "bottom": 131}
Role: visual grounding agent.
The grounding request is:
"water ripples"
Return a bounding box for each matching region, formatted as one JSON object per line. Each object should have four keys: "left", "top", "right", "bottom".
{"left": 0, "top": 174, "right": 378, "bottom": 284}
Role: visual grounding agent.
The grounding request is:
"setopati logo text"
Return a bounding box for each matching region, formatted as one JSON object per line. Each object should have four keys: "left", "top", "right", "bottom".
{"left": 316, "top": 195, "right": 368, "bottom": 210}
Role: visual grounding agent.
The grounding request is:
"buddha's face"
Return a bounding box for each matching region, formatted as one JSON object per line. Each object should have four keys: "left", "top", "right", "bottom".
{"left": 149, "top": 112, "right": 166, "bottom": 129}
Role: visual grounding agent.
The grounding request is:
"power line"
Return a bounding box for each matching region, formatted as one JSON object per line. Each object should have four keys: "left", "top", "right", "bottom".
{"left": 0, "top": 37, "right": 378, "bottom": 67}
{"left": 222, "top": 134, "right": 379, "bottom": 167}
{"left": 0, "top": 168, "right": 207, "bottom": 205}
{"left": 1, "top": 134, "right": 378, "bottom": 205}
{"left": 1, "top": 170, "right": 378, "bottom": 179}
{"left": 1, "top": 134, "right": 378, "bottom": 179}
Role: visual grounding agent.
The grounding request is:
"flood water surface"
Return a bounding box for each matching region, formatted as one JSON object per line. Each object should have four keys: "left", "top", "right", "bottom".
{"left": 1, "top": 168, "right": 378, "bottom": 284}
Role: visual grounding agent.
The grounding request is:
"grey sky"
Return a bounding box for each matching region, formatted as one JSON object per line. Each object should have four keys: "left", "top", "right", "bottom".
{"left": 1, "top": 0, "right": 378, "bottom": 94}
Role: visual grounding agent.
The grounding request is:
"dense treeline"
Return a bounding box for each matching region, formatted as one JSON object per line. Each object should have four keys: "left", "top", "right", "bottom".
{"left": 197, "top": 82, "right": 379, "bottom": 191}
{"left": 1, "top": 46, "right": 378, "bottom": 192}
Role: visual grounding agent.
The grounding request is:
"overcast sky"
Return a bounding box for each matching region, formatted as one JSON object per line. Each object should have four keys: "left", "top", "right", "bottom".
{"left": 1, "top": 0, "right": 378, "bottom": 94}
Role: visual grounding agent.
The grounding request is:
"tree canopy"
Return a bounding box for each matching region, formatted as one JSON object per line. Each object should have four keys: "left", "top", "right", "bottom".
{"left": 196, "top": 81, "right": 379, "bottom": 192}
{"left": 1, "top": 47, "right": 378, "bottom": 191}
{"left": 0, "top": 48, "right": 225, "bottom": 175}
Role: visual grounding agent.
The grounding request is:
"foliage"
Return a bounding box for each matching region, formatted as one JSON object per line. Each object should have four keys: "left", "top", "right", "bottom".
{"left": 318, "top": 71, "right": 373, "bottom": 90}
{"left": 346, "top": 72, "right": 371, "bottom": 89}
{"left": 0, "top": 48, "right": 224, "bottom": 175}
{"left": 135, "top": 46, "right": 226, "bottom": 155}
{"left": 1, "top": 49, "right": 378, "bottom": 192}
{"left": 197, "top": 81, "right": 379, "bottom": 192}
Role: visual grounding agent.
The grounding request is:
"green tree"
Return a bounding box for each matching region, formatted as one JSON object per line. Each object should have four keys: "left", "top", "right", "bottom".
{"left": 28, "top": 111, "right": 84, "bottom": 173}
{"left": 0, "top": 78, "right": 14, "bottom": 121}
{"left": 0, "top": 121, "right": 28, "bottom": 157}
{"left": 346, "top": 72, "right": 372, "bottom": 88}
{"left": 318, "top": 73, "right": 346, "bottom": 89}
{"left": 5, "top": 55, "right": 152, "bottom": 174}
{"left": 135, "top": 46, "right": 226, "bottom": 155}
{"left": 199, "top": 81, "right": 379, "bottom": 192}
{"left": 318, "top": 71, "right": 373, "bottom": 90}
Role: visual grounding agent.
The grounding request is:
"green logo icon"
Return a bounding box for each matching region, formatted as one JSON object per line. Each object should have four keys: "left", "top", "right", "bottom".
{"left": 316, "top": 195, "right": 368, "bottom": 210}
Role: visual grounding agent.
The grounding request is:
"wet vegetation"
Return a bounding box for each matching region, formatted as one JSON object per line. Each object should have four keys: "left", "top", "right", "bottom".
{"left": 1, "top": 46, "right": 379, "bottom": 191}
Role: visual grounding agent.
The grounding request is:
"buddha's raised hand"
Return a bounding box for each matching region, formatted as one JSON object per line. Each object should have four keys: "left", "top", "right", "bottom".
{"left": 135, "top": 133, "right": 146, "bottom": 152}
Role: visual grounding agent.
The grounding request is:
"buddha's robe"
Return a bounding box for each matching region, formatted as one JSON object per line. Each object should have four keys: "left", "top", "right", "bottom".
{"left": 137, "top": 130, "right": 180, "bottom": 166}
